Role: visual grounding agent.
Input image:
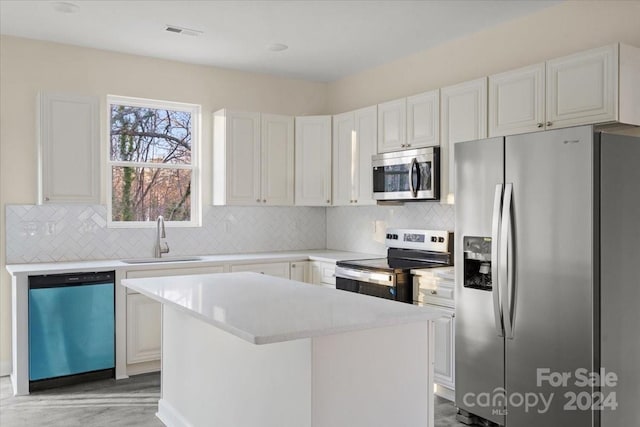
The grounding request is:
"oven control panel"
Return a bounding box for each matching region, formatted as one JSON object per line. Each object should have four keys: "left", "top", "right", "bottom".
{"left": 385, "top": 228, "right": 452, "bottom": 252}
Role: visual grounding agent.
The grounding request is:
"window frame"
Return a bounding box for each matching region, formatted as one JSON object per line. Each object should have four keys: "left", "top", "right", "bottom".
{"left": 106, "top": 95, "right": 201, "bottom": 228}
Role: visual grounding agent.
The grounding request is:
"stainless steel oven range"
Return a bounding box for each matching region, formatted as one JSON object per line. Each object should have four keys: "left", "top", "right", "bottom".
{"left": 335, "top": 229, "right": 453, "bottom": 303}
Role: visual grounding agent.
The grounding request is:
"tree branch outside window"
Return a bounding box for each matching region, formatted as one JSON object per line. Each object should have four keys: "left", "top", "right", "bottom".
{"left": 107, "top": 96, "right": 200, "bottom": 227}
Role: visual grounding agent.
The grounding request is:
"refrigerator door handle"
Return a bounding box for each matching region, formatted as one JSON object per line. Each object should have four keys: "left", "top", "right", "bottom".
{"left": 501, "top": 183, "right": 515, "bottom": 339}
{"left": 491, "top": 184, "right": 504, "bottom": 337}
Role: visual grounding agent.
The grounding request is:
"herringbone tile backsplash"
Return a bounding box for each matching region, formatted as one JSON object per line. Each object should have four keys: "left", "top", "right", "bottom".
{"left": 326, "top": 203, "right": 455, "bottom": 255}
{"left": 5, "top": 205, "right": 326, "bottom": 263}
{"left": 5, "top": 203, "right": 454, "bottom": 263}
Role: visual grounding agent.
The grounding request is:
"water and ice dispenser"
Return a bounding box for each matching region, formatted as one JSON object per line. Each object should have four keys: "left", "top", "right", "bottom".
{"left": 463, "top": 236, "right": 492, "bottom": 291}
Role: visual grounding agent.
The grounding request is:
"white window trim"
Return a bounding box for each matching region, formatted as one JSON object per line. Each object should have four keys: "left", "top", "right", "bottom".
{"left": 106, "top": 95, "right": 201, "bottom": 228}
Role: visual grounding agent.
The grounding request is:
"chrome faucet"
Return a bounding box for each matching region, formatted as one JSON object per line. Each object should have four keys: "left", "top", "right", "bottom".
{"left": 154, "top": 215, "right": 170, "bottom": 258}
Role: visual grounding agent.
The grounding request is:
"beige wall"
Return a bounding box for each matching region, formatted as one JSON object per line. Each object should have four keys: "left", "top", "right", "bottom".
{"left": 0, "top": 35, "right": 328, "bottom": 374}
{"left": 327, "top": 1, "right": 640, "bottom": 113}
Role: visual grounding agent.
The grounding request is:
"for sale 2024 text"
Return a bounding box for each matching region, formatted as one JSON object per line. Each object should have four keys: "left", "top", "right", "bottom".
{"left": 462, "top": 368, "right": 619, "bottom": 415}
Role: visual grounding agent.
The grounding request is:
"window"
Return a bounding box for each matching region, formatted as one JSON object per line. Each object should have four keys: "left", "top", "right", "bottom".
{"left": 107, "top": 95, "right": 200, "bottom": 227}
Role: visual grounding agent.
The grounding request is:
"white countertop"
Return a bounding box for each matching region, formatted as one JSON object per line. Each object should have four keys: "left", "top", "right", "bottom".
{"left": 5, "top": 250, "right": 379, "bottom": 276}
{"left": 122, "top": 272, "right": 446, "bottom": 345}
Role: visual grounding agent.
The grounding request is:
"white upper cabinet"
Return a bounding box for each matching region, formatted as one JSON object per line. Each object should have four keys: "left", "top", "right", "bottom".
{"left": 378, "top": 91, "right": 439, "bottom": 153}
{"left": 261, "top": 114, "right": 295, "bottom": 205}
{"left": 377, "top": 98, "right": 406, "bottom": 153}
{"left": 489, "top": 44, "right": 640, "bottom": 136}
{"left": 332, "top": 111, "right": 355, "bottom": 206}
{"left": 38, "top": 93, "right": 100, "bottom": 204}
{"left": 440, "top": 78, "right": 488, "bottom": 204}
{"left": 407, "top": 90, "right": 440, "bottom": 148}
{"left": 213, "top": 110, "right": 261, "bottom": 205}
{"left": 332, "top": 105, "right": 377, "bottom": 206}
{"left": 213, "top": 110, "right": 293, "bottom": 206}
{"left": 546, "top": 44, "right": 618, "bottom": 129}
{"left": 489, "top": 63, "right": 545, "bottom": 137}
{"left": 295, "top": 115, "right": 332, "bottom": 206}
{"left": 354, "top": 106, "right": 377, "bottom": 205}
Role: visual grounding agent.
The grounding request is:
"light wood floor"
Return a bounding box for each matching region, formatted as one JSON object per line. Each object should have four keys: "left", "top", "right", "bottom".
{"left": 0, "top": 373, "right": 163, "bottom": 427}
{"left": 1, "top": 373, "right": 465, "bottom": 426}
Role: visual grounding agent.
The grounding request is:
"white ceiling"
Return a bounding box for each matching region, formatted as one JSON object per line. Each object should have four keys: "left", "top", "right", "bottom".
{"left": 0, "top": 0, "right": 559, "bottom": 82}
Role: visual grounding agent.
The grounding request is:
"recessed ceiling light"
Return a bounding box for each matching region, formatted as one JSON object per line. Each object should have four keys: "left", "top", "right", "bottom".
{"left": 52, "top": 2, "right": 80, "bottom": 14}
{"left": 267, "top": 43, "right": 288, "bottom": 52}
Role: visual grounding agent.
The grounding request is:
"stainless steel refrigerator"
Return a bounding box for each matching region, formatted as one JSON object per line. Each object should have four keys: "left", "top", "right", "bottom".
{"left": 454, "top": 125, "right": 639, "bottom": 427}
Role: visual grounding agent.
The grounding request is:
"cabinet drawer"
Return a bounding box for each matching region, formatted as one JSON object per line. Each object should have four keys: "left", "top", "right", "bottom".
{"left": 230, "top": 262, "right": 290, "bottom": 279}
{"left": 413, "top": 275, "right": 455, "bottom": 307}
{"left": 125, "top": 265, "right": 225, "bottom": 294}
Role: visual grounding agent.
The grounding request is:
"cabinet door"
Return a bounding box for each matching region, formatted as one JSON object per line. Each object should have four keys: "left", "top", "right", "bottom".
{"left": 290, "top": 261, "right": 310, "bottom": 283}
{"left": 489, "top": 63, "right": 545, "bottom": 137}
{"left": 434, "top": 308, "right": 455, "bottom": 389}
{"left": 126, "top": 293, "right": 162, "bottom": 364}
{"left": 440, "top": 78, "right": 488, "bottom": 204}
{"left": 125, "top": 265, "right": 225, "bottom": 368}
{"left": 546, "top": 44, "right": 618, "bottom": 128}
{"left": 295, "top": 116, "right": 332, "bottom": 206}
{"left": 38, "top": 93, "right": 100, "bottom": 204}
{"left": 407, "top": 90, "right": 439, "bottom": 148}
{"left": 310, "top": 261, "right": 336, "bottom": 287}
{"left": 226, "top": 111, "right": 261, "bottom": 205}
{"left": 231, "top": 262, "right": 290, "bottom": 279}
{"left": 354, "top": 105, "right": 377, "bottom": 205}
{"left": 261, "top": 114, "right": 294, "bottom": 205}
{"left": 332, "top": 111, "right": 356, "bottom": 206}
{"left": 377, "top": 98, "right": 406, "bottom": 153}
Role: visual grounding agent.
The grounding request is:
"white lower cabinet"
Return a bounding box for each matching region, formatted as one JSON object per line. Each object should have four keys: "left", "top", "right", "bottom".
{"left": 289, "top": 261, "right": 310, "bottom": 283}
{"left": 230, "top": 261, "right": 290, "bottom": 279}
{"left": 310, "top": 261, "right": 336, "bottom": 288}
{"left": 125, "top": 265, "right": 225, "bottom": 374}
{"left": 126, "top": 293, "right": 162, "bottom": 365}
{"left": 434, "top": 307, "right": 455, "bottom": 395}
{"left": 413, "top": 268, "right": 455, "bottom": 400}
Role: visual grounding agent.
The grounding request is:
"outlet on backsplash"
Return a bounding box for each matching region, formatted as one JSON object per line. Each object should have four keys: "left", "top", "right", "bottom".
{"left": 22, "top": 222, "right": 39, "bottom": 237}
{"left": 374, "top": 220, "right": 387, "bottom": 243}
{"left": 44, "top": 222, "right": 56, "bottom": 235}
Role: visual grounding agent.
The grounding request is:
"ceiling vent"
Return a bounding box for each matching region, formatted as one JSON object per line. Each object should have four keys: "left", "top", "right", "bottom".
{"left": 165, "top": 25, "right": 203, "bottom": 37}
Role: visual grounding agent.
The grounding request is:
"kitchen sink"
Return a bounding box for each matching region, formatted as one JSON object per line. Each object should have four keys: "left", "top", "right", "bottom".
{"left": 121, "top": 256, "right": 203, "bottom": 264}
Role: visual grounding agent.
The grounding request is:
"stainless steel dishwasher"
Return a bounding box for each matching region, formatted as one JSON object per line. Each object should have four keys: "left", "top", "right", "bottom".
{"left": 28, "top": 271, "right": 115, "bottom": 390}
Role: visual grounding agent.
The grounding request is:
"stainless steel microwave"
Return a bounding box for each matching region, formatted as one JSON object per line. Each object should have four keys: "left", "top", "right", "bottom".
{"left": 372, "top": 147, "right": 440, "bottom": 201}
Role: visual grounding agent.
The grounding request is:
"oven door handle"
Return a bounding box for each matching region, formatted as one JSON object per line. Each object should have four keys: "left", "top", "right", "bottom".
{"left": 335, "top": 266, "right": 395, "bottom": 287}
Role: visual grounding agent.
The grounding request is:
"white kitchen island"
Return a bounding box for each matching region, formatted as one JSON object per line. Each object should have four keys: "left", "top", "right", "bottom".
{"left": 122, "top": 272, "right": 445, "bottom": 427}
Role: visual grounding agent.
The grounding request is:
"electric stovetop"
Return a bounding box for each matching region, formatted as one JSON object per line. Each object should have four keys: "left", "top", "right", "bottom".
{"left": 337, "top": 256, "right": 446, "bottom": 273}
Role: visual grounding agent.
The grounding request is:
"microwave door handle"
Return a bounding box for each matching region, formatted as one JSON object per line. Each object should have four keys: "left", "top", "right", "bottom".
{"left": 410, "top": 158, "right": 419, "bottom": 197}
